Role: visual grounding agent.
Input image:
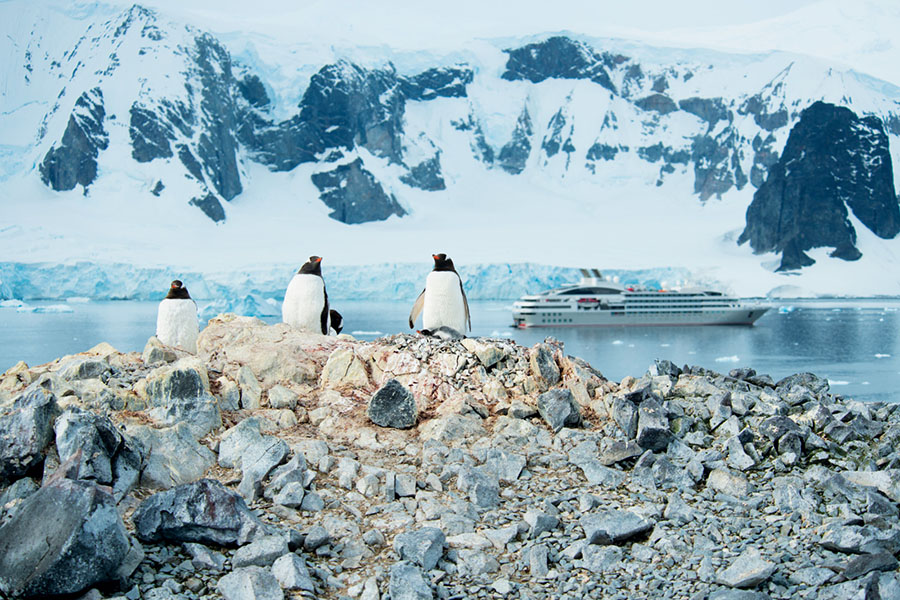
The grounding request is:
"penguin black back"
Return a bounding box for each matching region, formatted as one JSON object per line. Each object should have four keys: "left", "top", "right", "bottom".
{"left": 298, "top": 256, "right": 323, "bottom": 276}
{"left": 165, "top": 280, "right": 191, "bottom": 300}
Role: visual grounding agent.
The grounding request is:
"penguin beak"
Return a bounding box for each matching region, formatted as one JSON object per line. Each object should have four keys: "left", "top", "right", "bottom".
{"left": 316, "top": 257, "right": 322, "bottom": 263}
{"left": 432, "top": 254, "right": 439, "bottom": 260}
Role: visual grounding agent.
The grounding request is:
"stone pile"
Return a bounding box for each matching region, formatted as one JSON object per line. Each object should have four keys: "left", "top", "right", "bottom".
{"left": 1, "top": 313, "right": 900, "bottom": 599}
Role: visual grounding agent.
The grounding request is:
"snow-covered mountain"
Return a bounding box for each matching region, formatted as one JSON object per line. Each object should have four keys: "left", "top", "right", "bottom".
{"left": 2, "top": 0, "right": 900, "bottom": 298}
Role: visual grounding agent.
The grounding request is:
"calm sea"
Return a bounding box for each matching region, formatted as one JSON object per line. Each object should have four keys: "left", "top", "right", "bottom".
{"left": 1, "top": 298, "right": 899, "bottom": 403}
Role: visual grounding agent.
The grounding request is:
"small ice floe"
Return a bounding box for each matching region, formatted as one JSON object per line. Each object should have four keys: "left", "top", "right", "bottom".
{"left": 0, "top": 299, "right": 24, "bottom": 308}
{"left": 778, "top": 306, "right": 795, "bottom": 314}
{"left": 862, "top": 381, "right": 870, "bottom": 386}
{"left": 612, "top": 340, "right": 624, "bottom": 345}
{"left": 17, "top": 304, "right": 74, "bottom": 313}
{"left": 489, "top": 330, "right": 514, "bottom": 338}
{"left": 714, "top": 355, "right": 740, "bottom": 363}
{"left": 660, "top": 343, "right": 671, "bottom": 347}
{"left": 875, "top": 353, "right": 891, "bottom": 359}
{"left": 351, "top": 330, "right": 384, "bottom": 336}
{"left": 828, "top": 380, "right": 850, "bottom": 386}
{"left": 66, "top": 297, "right": 91, "bottom": 303}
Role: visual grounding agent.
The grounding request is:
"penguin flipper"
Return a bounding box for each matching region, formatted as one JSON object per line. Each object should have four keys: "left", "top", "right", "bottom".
{"left": 329, "top": 309, "right": 343, "bottom": 334}
{"left": 409, "top": 289, "right": 425, "bottom": 329}
{"left": 320, "top": 288, "right": 329, "bottom": 335}
{"left": 459, "top": 279, "right": 471, "bottom": 332}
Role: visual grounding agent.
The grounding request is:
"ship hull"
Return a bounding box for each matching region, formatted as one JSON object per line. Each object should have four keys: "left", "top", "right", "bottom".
{"left": 512, "top": 306, "right": 768, "bottom": 328}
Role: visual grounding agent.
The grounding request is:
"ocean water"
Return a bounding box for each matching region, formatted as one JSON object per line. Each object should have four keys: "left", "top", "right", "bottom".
{"left": 1, "top": 298, "right": 899, "bottom": 403}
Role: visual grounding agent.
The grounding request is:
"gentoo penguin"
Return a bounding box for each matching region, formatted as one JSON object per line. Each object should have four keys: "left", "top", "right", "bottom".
{"left": 409, "top": 253, "right": 471, "bottom": 336}
{"left": 282, "top": 256, "right": 343, "bottom": 335}
{"left": 156, "top": 279, "right": 199, "bottom": 353}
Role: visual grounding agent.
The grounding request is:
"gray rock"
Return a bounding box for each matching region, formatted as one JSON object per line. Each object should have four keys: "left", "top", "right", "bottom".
{"left": 217, "top": 377, "right": 241, "bottom": 411}
{"left": 271, "top": 553, "right": 315, "bottom": 592}
{"left": 842, "top": 552, "right": 898, "bottom": 580}
{"left": 56, "top": 357, "right": 111, "bottom": 382}
{"left": 217, "top": 566, "right": 284, "bottom": 600}
{"left": 707, "top": 468, "right": 752, "bottom": 497}
{"left": 142, "top": 337, "right": 178, "bottom": 365}
{"left": 528, "top": 543, "right": 550, "bottom": 577}
{"left": 709, "top": 591, "right": 772, "bottom": 600}
{"left": 303, "top": 525, "right": 330, "bottom": 551}
{"left": 576, "top": 459, "right": 626, "bottom": 487}
{"left": 508, "top": 400, "right": 538, "bottom": 419}
{"left": 184, "top": 542, "right": 227, "bottom": 571}
{"left": 148, "top": 393, "right": 221, "bottom": 440}
{"left": 273, "top": 482, "right": 305, "bottom": 508}
{"left": 0, "top": 387, "right": 58, "bottom": 481}
{"left": 726, "top": 437, "right": 756, "bottom": 471}
{"left": 237, "top": 366, "right": 262, "bottom": 410}
{"left": 636, "top": 398, "right": 672, "bottom": 451}
{"left": 580, "top": 545, "right": 622, "bottom": 574}
{"left": 663, "top": 492, "right": 697, "bottom": 524}
{"left": 218, "top": 418, "right": 290, "bottom": 501}
{"left": 267, "top": 385, "right": 298, "bottom": 410}
{"left": 530, "top": 344, "right": 560, "bottom": 389}
{"left": 597, "top": 440, "right": 643, "bottom": 465}
{"left": 484, "top": 448, "right": 526, "bottom": 483}
{"left": 144, "top": 359, "right": 209, "bottom": 404}
{"left": 485, "top": 525, "right": 519, "bottom": 550}
{"left": 524, "top": 509, "right": 560, "bottom": 539}
{"left": 394, "top": 527, "right": 445, "bottom": 570}
{"left": 609, "top": 397, "right": 638, "bottom": 439}
{"left": 232, "top": 535, "right": 289, "bottom": 568}
{"left": 300, "top": 491, "right": 324, "bottom": 512}
{"left": 819, "top": 522, "right": 900, "bottom": 555}
{"left": 396, "top": 473, "right": 418, "bottom": 497}
{"left": 0, "top": 479, "right": 130, "bottom": 597}
{"left": 389, "top": 561, "right": 432, "bottom": 600}
{"left": 537, "top": 388, "right": 581, "bottom": 432}
{"left": 457, "top": 549, "right": 500, "bottom": 576}
{"left": 0, "top": 476, "right": 38, "bottom": 507}
{"left": 54, "top": 407, "right": 125, "bottom": 485}
{"left": 127, "top": 422, "right": 215, "bottom": 490}
{"left": 717, "top": 548, "right": 775, "bottom": 588}
{"left": 368, "top": 379, "right": 418, "bottom": 429}
{"left": 758, "top": 415, "right": 801, "bottom": 442}
{"left": 456, "top": 466, "right": 500, "bottom": 508}
{"left": 132, "top": 479, "right": 260, "bottom": 546}
{"left": 581, "top": 510, "right": 655, "bottom": 545}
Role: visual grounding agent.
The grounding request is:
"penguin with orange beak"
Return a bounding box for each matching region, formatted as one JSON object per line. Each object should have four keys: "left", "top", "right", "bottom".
{"left": 409, "top": 253, "right": 470, "bottom": 337}
{"left": 282, "top": 256, "right": 342, "bottom": 334}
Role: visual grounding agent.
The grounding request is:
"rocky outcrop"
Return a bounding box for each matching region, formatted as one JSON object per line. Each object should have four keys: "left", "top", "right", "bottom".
{"left": 39, "top": 88, "right": 109, "bottom": 193}
{"left": 311, "top": 158, "right": 406, "bottom": 224}
{"left": 739, "top": 101, "right": 900, "bottom": 270}
{"left": 4, "top": 312, "right": 900, "bottom": 598}
{"left": 502, "top": 36, "right": 617, "bottom": 93}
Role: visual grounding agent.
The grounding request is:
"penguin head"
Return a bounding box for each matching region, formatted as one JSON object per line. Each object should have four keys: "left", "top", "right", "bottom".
{"left": 166, "top": 279, "right": 191, "bottom": 299}
{"left": 298, "top": 256, "right": 323, "bottom": 276}
{"left": 432, "top": 253, "right": 456, "bottom": 272}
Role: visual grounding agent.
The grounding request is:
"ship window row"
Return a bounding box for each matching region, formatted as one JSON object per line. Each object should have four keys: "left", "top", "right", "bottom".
{"left": 541, "top": 318, "right": 573, "bottom": 323}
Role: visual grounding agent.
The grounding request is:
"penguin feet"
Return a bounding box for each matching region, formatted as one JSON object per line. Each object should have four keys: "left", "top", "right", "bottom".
{"left": 419, "top": 326, "right": 465, "bottom": 341}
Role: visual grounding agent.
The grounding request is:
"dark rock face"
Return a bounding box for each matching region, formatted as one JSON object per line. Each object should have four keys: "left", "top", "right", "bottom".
{"left": 129, "top": 104, "right": 175, "bottom": 162}
{"left": 0, "top": 478, "right": 130, "bottom": 597}
{"left": 738, "top": 101, "right": 900, "bottom": 270}
{"left": 190, "top": 193, "right": 226, "bottom": 223}
{"left": 39, "top": 88, "right": 109, "bottom": 192}
{"left": 311, "top": 158, "right": 406, "bottom": 224}
{"left": 401, "top": 66, "right": 474, "bottom": 101}
{"left": 635, "top": 94, "right": 677, "bottom": 115}
{"left": 498, "top": 108, "right": 533, "bottom": 174}
{"left": 133, "top": 478, "right": 260, "bottom": 545}
{"left": 679, "top": 97, "right": 730, "bottom": 129}
{"left": 0, "top": 387, "right": 58, "bottom": 481}
{"left": 502, "top": 36, "right": 616, "bottom": 92}
{"left": 401, "top": 154, "right": 446, "bottom": 191}
{"left": 368, "top": 379, "right": 418, "bottom": 429}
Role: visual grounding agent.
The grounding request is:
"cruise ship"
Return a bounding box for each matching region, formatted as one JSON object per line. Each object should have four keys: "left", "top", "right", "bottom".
{"left": 512, "top": 269, "right": 769, "bottom": 328}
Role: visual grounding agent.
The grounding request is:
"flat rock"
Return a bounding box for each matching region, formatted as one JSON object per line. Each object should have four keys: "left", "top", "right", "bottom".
{"left": 580, "top": 510, "right": 655, "bottom": 545}
{"left": 717, "top": 548, "right": 776, "bottom": 588}
{"left": 217, "top": 566, "right": 284, "bottom": 600}
{"left": 232, "top": 535, "right": 288, "bottom": 568}
{"left": 126, "top": 422, "right": 215, "bottom": 490}
{"left": 271, "top": 553, "right": 315, "bottom": 592}
{"left": 389, "top": 561, "right": 433, "bottom": 600}
{"left": 393, "top": 527, "right": 445, "bottom": 570}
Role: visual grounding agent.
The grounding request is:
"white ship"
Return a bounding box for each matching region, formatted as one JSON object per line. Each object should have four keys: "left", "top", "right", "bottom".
{"left": 512, "top": 269, "right": 769, "bottom": 328}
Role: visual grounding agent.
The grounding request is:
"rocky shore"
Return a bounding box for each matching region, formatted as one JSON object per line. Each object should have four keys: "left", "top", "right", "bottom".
{"left": 2, "top": 314, "right": 900, "bottom": 599}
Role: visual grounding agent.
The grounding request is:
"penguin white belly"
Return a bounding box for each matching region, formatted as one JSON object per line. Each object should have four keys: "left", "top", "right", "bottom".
{"left": 156, "top": 298, "right": 199, "bottom": 353}
{"left": 423, "top": 271, "right": 466, "bottom": 333}
{"left": 282, "top": 274, "right": 327, "bottom": 334}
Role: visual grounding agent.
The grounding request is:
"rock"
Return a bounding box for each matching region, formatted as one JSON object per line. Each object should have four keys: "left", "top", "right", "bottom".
{"left": 55, "top": 356, "right": 111, "bottom": 382}
{"left": 580, "top": 545, "right": 623, "bottom": 574}
{"left": 528, "top": 543, "right": 550, "bottom": 577}
{"left": 148, "top": 394, "right": 221, "bottom": 440}
{"left": 303, "top": 525, "right": 330, "bottom": 551}
{"left": 0, "top": 479, "right": 130, "bottom": 597}
{"left": 217, "top": 377, "right": 241, "bottom": 411}
{"left": 597, "top": 440, "right": 643, "bottom": 465}
{"left": 273, "top": 482, "right": 305, "bottom": 508}
{"left": 320, "top": 347, "right": 370, "bottom": 388}
{"left": 457, "top": 466, "right": 500, "bottom": 508}
{"left": 393, "top": 527, "right": 445, "bottom": 570}
{"left": 389, "top": 561, "right": 433, "bottom": 600}
{"left": 457, "top": 549, "right": 500, "bottom": 576}
{"left": 508, "top": 400, "right": 538, "bottom": 419}
{"left": 217, "top": 417, "right": 290, "bottom": 501}
{"left": 818, "top": 522, "right": 900, "bottom": 555}
{"left": 707, "top": 468, "right": 752, "bottom": 497}
{"left": 184, "top": 542, "right": 227, "bottom": 571}
{"left": 537, "top": 388, "right": 581, "bottom": 432}
{"left": 485, "top": 525, "right": 519, "bottom": 550}
{"left": 524, "top": 509, "right": 560, "bottom": 539}
{"left": 237, "top": 366, "right": 262, "bottom": 409}
{"left": 609, "top": 397, "right": 638, "bottom": 439}
{"left": 758, "top": 415, "right": 801, "bottom": 442}
{"left": 54, "top": 407, "right": 127, "bottom": 485}
{"left": 842, "top": 552, "right": 898, "bottom": 580}
{"left": 368, "top": 379, "right": 418, "bottom": 429}
{"left": 126, "top": 422, "right": 215, "bottom": 490}
{"left": 132, "top": 479, "right": 260, "bottom": 546}
{"left": 530, "top": 344, "right": 560, "bottom": 390}
{"left": 419, "top": 414, "right": 486, "bottom": 445}
{"left": 484, "top": 448, "right": 526, "bottom": 483}
{"left": 217, "top": 566, "right": 284, "bottom": 600}
{"left": 266, "top": 385, "right": 298, "bottom": 410}
{"left": 0, "top": 386, "right": 58, "bottom": 481}
{"left": 636, "top": 397, "right": 672, "bottom": 451}
{"left": 717, "top": 548, "right": 776, "bottom": 588}
{"left": 142, "top": 336, "right": 178, "bottom": 365}
{"left": 232, "top": 535, "right": 289, "bottom": 568}
{"left": 271, "top": 553, "right": 315, "bottom": 592}
{"left": 143, "top": 358, "right": 210, "bottom": 403}
{"left": 580, "top": 510, "right": 655, "bottom": 545}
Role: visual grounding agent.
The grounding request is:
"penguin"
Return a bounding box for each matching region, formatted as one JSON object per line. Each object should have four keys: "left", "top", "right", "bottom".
{"left": 282, "top": 256, "right": 343, "bottom": 335}
{"left": 408, "top": 253, "right": 471, "bottom": 336}
{"left": 156, "top": 279, "right": 199, "bottom": 353}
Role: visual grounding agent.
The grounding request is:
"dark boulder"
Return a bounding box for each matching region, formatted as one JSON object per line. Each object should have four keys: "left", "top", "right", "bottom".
{"left": 368, "top": 379, "right": 418, "bottom": 429}
{"left": 0, "top": 387, "right": 58, "bottom": 481}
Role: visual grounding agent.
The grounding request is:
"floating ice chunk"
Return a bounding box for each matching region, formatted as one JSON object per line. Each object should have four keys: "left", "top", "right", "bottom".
{"left": 828, "top": 380, "right": 850, "bottom": 386}
{"left": 612, "top": 340, "right": 624, "bottom": 345}
{"left": 660, "top": 343, "right": 671, "bottom": 347}
{"left": 351, "top": 330, "right": 384, "bottom": 336}
{"left": 714, "top": 355, "right": 740, "bottom": 363}
{"left": 489, "top": 330, "right": 514, "bottom": 338}
{"left": 875, "top": 354, "right": 891, "bottom": 358}
{"left": 17, "top": 304, "right": 74, "bottom": 313}
{"left": 0, "top": 299, "right": 24, "bottom": 308}
{"left": 778, "top": 306, "right": 795, "bottom": 314}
